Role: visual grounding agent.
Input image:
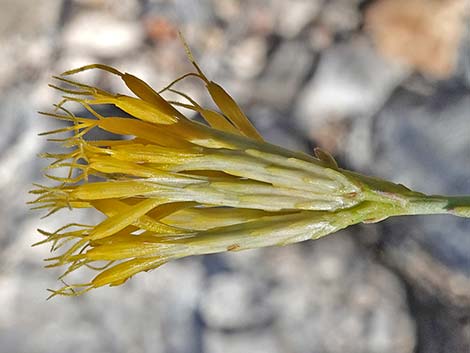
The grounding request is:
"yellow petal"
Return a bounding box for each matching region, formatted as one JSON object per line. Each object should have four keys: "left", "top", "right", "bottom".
{"left": 206, "top": 81, "right": 264, "bottom": 141}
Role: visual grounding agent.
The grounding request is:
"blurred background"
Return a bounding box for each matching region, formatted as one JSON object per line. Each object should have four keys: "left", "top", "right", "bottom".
{"left": 1, "top": 0, "right": 470, "bottom": 352}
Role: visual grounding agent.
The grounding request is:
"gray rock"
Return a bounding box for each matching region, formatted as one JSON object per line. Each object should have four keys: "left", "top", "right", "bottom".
{"left": 363, "top": 87, "right": 470, "bottom": 301}
{"left": 146, "top": 0, "right": 214, "bottom": 25}
{"left": 296, "top": 36, "right": 407, "bottom": 127}
{"left": 319, "top": 0, "right": 362, "bottom": 34}
{"left": 0, "top": 0, "right": 60, "bottom": 92}
{"left": 256, "top": 40, "right": 314, "bottom": 110}
{"left": 346, "top": 85, "right": 470, "bottom": 351}
{"left": 0, "top": 0, "right": 61, "bottom": 37}
{"left": 199, "top": 272, "right": 273, "bottom": 330}
{"left": 73, "top": 0, "right": 142, "bottom": 20}
{"left": 212, "top": 0, "right": 241, "bottom": 23}
{"left": 227, "top": 36, "right": 268, "bottom": 79}
{"left": 247, "top": 106, "right": 310, "bottom": 152}
{"left": 0, "top": 88, "right": 48, "bottom": 256}
{"left": 200, "top": 234, "right": 415, "bottom": 353}
{"left": 0, "top": 254, "right": 204, "bottom": 353}
{"left": 274, "top": 0, "right": 322, "bottom": 38}
{"left": 457, "top": 19, "right": 470, "bottom": 88}
{"left": 62, "top": 11, "right": 144, "bottom": 58}
{"left": 266, "top": 235, "right": 415, "bottom": 353}
{"left": 295, "top": 36, "right": 408, "bottom": 156}
{"left": 204, "top": 329, "right": 283, "bottom": 353}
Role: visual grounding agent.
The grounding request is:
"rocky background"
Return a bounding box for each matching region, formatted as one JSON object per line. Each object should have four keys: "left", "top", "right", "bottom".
{"left": 1, "top": 0, "right": 470, "bottom": 352}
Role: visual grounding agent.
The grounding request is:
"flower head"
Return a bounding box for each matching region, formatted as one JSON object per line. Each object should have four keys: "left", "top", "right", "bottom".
{"left": 31, "top": 38, "right": 465, "bottom": 297}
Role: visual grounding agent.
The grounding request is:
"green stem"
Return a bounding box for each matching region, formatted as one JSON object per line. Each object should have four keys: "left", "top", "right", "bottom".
{"left": 404, "top": 195, "right": 470, "bottom": 218}
{"left": 346, "top": 170, "right": 470, "bottom": 219}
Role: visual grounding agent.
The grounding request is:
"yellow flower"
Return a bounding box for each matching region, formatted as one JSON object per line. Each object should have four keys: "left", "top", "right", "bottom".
{"left": 31, "top": 39, "right": 470, "bottom": 297}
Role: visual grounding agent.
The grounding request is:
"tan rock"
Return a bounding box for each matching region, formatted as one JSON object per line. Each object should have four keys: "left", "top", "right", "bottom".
{"left": 365, "top": 0, "right": 469, "bottom": 78}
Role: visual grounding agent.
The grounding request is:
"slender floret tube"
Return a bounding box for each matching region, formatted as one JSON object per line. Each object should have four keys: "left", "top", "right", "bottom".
{"left": 30, "top": 39, "right": 470, "bottom": 297}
